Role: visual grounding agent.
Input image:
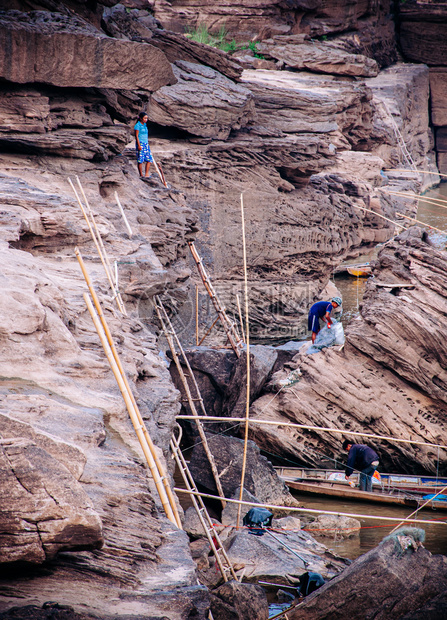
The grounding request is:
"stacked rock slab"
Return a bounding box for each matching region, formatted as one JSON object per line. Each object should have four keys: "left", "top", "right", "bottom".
{"left": 398, "top": 1, "right": 447, "bottom": 174}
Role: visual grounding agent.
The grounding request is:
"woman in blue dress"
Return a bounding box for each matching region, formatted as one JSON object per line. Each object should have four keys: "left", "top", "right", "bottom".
{"left": 134, "top": 111, "right": 153, "bottom": 177}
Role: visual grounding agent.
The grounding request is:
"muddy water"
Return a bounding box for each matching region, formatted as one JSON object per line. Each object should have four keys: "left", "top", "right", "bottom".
{"left": 296, "top": 495, "right": 447, "bottom": 560}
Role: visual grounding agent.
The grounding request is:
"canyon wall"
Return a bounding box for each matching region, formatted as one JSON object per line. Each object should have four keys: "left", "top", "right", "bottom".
{"left": 0, "top": 1, "right": 444, "bottom": 618}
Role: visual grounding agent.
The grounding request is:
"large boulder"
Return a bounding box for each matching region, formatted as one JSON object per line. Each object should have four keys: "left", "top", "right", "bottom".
{"left": 257, "top": 35, "right": 379, "bottom": 77}
{"left": 188, "top": 434, "right": 296, "bottom": 507}
{"left": 288, "top": 528, "right": 447, "bottom": 619}
{"left": 210, "top": 580, "right": 269, "bottom": 620}
{"left": 223, "top": 527, "right": 349, "bottom": 585}
{"left": 148, "top": 60, "right": 255, "bottom": 139}
{"left": 102, "top": 4, "right": 243, "bottom": 81}
{"left": 242, "top": 69, "right": 374, "bottom": 145}
{"left": 222, "top": 345, "right": 278, "bottom": 418}
{"left": 0, "top": 10, "right": 175, "bottom": 90}
{"left": 0, "top": 437, "right": 103, "bottom": 563}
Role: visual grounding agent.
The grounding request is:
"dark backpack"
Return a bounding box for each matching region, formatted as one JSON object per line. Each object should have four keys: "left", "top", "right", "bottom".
{"left": 298, "top": 571, "right": 325, "bottom": 596}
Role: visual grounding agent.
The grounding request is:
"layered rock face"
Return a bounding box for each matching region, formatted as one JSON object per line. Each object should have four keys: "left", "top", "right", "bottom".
{"left": 149, "top": 0, "right": 397, "bottom": 67}
{"left": 0, "top": 0, "right": 444, "bottom": 618}
{"left": 152, "top": 60, "right": 436, "bottom": 344}
{"left": 0, "top": 164, "right": 206, "bottom": 617}
{"left": 249, "top": 227, "right": 447, "bottom": 474}
{"left": 398, "top": 1, "right": 447, "bottom": 173}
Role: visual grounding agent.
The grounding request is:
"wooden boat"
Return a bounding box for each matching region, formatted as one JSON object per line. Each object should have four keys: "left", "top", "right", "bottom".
{"left": 274, "top": 467, "right": 447, "bottom": 511}
{"left": 346, "top": 263, "right": 371, "bottom": 277}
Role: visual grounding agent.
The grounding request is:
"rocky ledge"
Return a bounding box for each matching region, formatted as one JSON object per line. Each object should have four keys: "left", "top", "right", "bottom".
{"left": 249, "top": 227, "right": 447, "bottom": 474}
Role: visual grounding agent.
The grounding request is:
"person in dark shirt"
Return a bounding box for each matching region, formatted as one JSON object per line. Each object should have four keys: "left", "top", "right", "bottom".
{"left": 343, "top": 440, "right": 379, "bottom": 492}
{"left": 308, "top": 297, "right": 342, "bottom": 344}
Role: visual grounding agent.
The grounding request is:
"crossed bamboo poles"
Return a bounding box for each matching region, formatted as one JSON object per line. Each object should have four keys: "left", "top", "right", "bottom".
{"left": 69, "top": 177, "right": 127, "bottom": 315}
{"left": 76, "top": 248, "right": 181, "bottom": 528}
{"left": 70, "top": 177, "right": 180, "bottom": 527}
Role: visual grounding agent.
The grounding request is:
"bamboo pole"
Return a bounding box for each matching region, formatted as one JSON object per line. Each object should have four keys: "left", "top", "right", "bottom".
{"left": 174, "top": 488, "right": 447, "bottom": 526}
{"left": 381, "top": 188, "right": 447, "bottom": 213}
{"left": 175, "top": 415, "right": 447, "bottom": 451}
{"left": 236, "top": 294, "right": 246, "bottom": 344}
{"left": 384, "top": 168, "right": 447, "bottom": 180}
{"left": 68, "top": 177, "right": 126, "bottom": 315}
{"left": 188, "top": 241, "right": 244, "bottom": 356}
{"left": 83, "top": 292, "right": 178, "bottom": 526}
{"left": 237, "top": 193, "right": 250, "bottom": 529}
{"left": 171, "top": 427, "right": 237, "bottom": 581}
{"left": 195, "top": 284, "right": 199, "bottom": 346}
{"left": 349, "top": 203, "right": 406, "bottom": 231}
{"left": 389, "top": 484, "right": 447, "bottom": 534}
{"left": 198, "top": 316, "right": 220, "bottom": 346}
{"left": 152, "top": 155, "right": 168, "bottom": 188}
{"left": 114, "top": 191, "right": 133, "bottom": 237}
{"left": 75, "top": 177, "right": 127, "bottom": 315}
{"left": 395, "top": 211, "right": 447, "bottom": 234}
{"left": 76, "top": 249, "right": 182, "bottom": 528}
{"left": 155, "top": 298, "right": 226, "bottom": 508}
{"left": 380, "top": 188, "right": 447, "bottom": 207}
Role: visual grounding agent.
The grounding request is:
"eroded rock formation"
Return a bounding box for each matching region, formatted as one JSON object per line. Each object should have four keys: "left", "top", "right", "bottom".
{"left": 397, "top": 1, "right": 447, "bottom": 174}
{"left": 0, "top": 0, "right": 445, "bottom": 618}
{"left": 289, "top": 528, "right": 447, "bottom": 619}
{"left": 249, "top": 227, "right": 447, "bottom": 474}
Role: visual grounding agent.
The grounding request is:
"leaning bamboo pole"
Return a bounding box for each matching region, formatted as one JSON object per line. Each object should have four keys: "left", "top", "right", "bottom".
{"left": 236, "top": 294, "right": 246, "bottom": 345}
{"left": 395, "top": 211, "right": 447, "bottom": 234}
{"left": 83, "top": 293, "right": 178, "bottom": 526}
{"left": 195, "top": 284, "right": 199, "bottom": 346}
{"left": 176, "top": 415, "right": 447, "bottom": 451}
{"left": 76, "top": 249, "right": 181, "bottom": 528}
{"left": 390, "top": 484, "right": 447, "bottom": 534}
{"left": 384, "top": 168, "right": 447, "bottom": 180}
{"left": 75, "top": 177, "right": 127, "bottom": 315}
{"left": 155, "top": 297, "right": 226, "bottom": 508}
{"left": 349, "top": 203, "right": 406, "bottom": 231}
{"left": 381, "top": 189, "right": 447, "bottom": 214}
{"left": 114, "top": 191, "right": 133, "bottom": 237}
{"left": 68, "top": 177, "right": 126, "bottom": 315}
{"left": 198, "top": 316, "right": 220, "bottom": 346}
{"left": 236, "top": 193, "right": 250, "bottom": 529}
{"left": 175, "top": 488, "right": 447, "bottom": 526}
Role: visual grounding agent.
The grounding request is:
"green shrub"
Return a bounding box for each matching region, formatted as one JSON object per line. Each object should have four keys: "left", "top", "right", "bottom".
{"left": 185, "top": 24, "right": 242, "bottom": 55}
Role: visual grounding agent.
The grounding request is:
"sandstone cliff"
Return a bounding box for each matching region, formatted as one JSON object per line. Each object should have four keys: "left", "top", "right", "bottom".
{"left": 0, "top": 1, "right": 444, "bottom": 618}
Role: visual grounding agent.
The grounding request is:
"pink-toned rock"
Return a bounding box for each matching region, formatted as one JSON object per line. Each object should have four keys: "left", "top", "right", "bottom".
{"left": 429, "top": 67, "right": 447, "bottom": 127}
{"left": 257, "top": 35, "right": 379, "bottom": 77}
{"left": 0, "top": 11, "right": 175, "bottom": 90}
{"left": 0, "top": 437, "right": 103, "bottom": 563}
{"left": 249, "top": 228, "right": 447, "bottom": 475}
{"left": 148, "top": 60, "right": 255, "bottom": 139}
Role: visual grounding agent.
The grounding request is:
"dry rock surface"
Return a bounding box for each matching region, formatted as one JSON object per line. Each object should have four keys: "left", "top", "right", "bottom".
{"left": 250, "top": 228, "right": 447, "bottom": 474}
{"left": 289, "top": 528, "right": 447, "bottom": 619}
{"left": 0, "top": 1, "right": 445, "bottom": 619}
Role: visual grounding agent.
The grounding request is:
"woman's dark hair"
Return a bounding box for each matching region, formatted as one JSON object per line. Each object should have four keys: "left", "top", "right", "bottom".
{"left": 138, "top": 111, "right": 148, "bottom": 121}
{"left": 342, "top": 439, "right": 351, "bottom": 450}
